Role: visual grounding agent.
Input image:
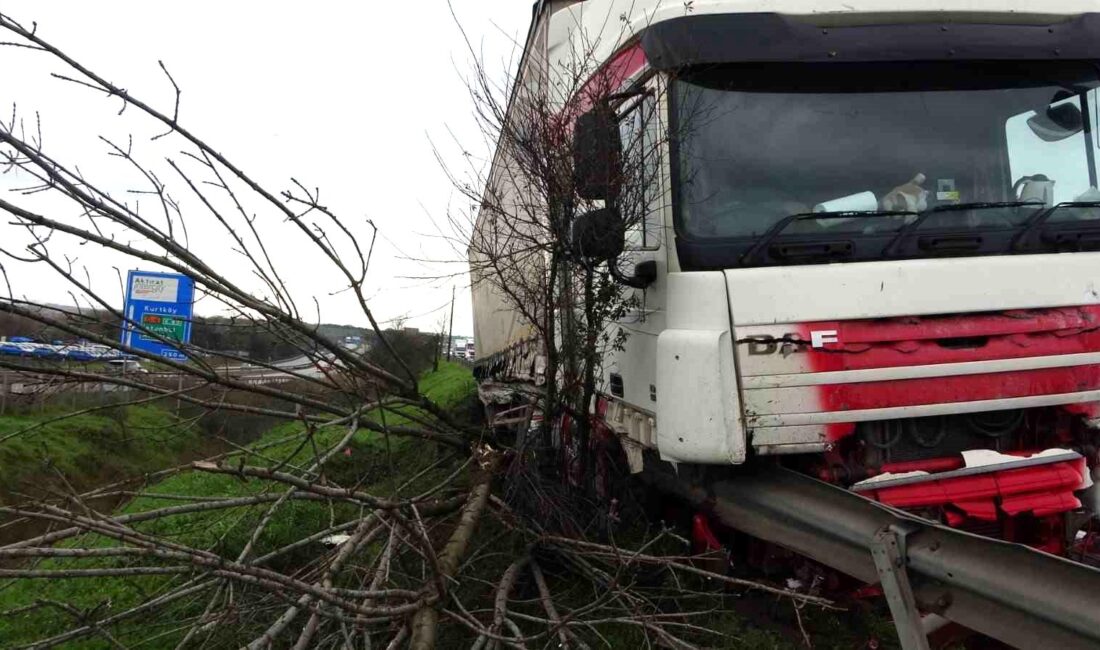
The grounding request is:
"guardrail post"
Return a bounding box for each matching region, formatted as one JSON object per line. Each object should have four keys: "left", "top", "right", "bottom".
{"left": 871, "top": 524, "right": 930, "bottom": 650}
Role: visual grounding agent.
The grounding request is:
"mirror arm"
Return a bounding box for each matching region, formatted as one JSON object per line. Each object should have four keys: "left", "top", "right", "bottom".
{"left": 609, "top": 259, "right": 657, "bottom": 289}
{"left": 605, "top": 88, "right": 652, "bottom": 104}
{"left": 1081, "top": 89, "right": 1098, "bottom": 188}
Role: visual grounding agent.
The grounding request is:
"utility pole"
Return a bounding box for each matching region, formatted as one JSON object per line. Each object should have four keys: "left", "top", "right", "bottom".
{"left": 445, "top": 286, "right": 455, "bottom": 362}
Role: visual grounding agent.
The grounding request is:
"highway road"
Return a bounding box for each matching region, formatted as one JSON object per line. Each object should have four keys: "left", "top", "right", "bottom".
{"left": 0, "top": 345, "right": 368, "bottom": 396}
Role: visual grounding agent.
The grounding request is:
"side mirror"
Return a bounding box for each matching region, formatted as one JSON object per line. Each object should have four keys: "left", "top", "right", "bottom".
{"left": 610, "top": 259, "right": 657, "bottom": 289}
{"left": 573, "top": 105, "right": 622, "bottom": 200}
{"left": 572, "top": 207, "right": 625, "bottom": 261}
{"left": 1028, "top": 93, "right": 1085, "bottom": 142}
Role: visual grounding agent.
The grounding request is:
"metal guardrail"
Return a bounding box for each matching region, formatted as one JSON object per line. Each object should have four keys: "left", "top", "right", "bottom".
{"left": 0, "top": 369, "right": 297, "bottom": 397}
{"left": 642, "top": 465, "right": 1100, "bottom": 650}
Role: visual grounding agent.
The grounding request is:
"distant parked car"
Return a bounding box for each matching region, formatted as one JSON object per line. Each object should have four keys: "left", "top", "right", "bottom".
{"left": 106, "top": 359, "right": 148, "bottom": 374}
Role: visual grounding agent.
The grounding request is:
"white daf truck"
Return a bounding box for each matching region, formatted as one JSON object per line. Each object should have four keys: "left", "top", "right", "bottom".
{"left": 472, "top": 0, "right": 1100, "bottom": 557}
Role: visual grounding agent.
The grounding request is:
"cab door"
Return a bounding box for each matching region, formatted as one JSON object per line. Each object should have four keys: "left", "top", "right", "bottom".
{"left": 600, "top": 77, "right": 670, "bottom": 459}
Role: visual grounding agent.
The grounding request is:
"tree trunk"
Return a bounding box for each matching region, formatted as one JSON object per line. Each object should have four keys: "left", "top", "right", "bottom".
{"left": 408, "top": 449, "right": 501, "bottom": 650}
{"left": 575, "top": 268, "right": 598, "bottom": 490}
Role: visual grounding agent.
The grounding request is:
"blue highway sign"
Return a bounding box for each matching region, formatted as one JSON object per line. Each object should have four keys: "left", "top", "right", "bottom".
{"left": 121, "top": 270, "right": 195, "bottom": 361}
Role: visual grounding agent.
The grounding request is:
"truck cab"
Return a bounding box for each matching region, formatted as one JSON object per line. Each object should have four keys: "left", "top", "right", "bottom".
{"left": 475, "top": 1, "right": 1100, "bottom": 554}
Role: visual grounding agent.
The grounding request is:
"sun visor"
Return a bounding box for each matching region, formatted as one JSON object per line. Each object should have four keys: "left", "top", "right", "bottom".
{"left": 640, "top": 12, "right": 1100, "bottom": 69}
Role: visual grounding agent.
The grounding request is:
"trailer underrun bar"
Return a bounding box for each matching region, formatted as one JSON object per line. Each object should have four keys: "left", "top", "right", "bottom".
{"left": 641, "top": 465, "right": 1100, "bottom": 650}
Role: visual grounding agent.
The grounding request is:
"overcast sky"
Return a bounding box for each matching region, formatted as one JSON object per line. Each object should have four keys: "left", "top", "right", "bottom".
{"left": 0, "top": 1, "right": 533, "bottom": 337}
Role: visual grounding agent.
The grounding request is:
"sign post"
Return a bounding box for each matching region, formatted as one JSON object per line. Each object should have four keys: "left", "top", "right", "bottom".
{"left": 121, "top": 270, "right": 196, "bottom": 361}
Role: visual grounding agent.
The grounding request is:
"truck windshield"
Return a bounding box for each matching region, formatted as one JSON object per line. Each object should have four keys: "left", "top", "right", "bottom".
{"left": 671, "top": 61, "right": 1100, "bottom": 268}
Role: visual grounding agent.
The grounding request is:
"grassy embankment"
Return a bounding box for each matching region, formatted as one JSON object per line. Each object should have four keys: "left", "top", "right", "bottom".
{"left": 0, "top": 361, "right": 477, "bottom": 648}
{"left": 0, "top": 405, "right": 203, "bottom": 505}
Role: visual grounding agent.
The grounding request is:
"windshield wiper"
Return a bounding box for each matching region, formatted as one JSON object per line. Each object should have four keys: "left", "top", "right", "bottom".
{"left": 1010, "top": 201, "right": 1100, "bottom": 251}
{"left": 881, "top": 201, "right": 1040, "bottom": 256}
{"left": 740, "top": 210, "right": 916, "bottom": 265}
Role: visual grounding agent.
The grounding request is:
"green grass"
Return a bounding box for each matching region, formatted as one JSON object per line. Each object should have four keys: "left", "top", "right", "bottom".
{"left": 0, "top": 361, "right": 478, "bottom": 648}
{"left": 0, "top": 404, "right": 201, "bottom": 502}
{"left": 418, "top": 361, "right": 476, "bottom": 407}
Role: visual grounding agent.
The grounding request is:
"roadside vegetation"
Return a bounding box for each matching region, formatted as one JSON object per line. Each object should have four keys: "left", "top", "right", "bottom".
{"left": 0, "top": 405, "right": 202, "bottom": 507}
{"left": 0, "top": 362, "right": 476, "bottom": 647}
{"left": 0, "top": 362, "right": 895, "bottom": 649}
